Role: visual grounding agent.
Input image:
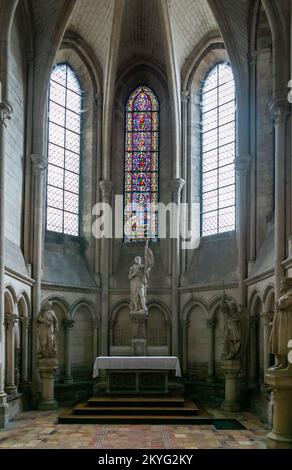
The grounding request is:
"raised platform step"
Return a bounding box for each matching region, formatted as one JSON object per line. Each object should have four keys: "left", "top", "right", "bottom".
{"left": 87, "top": 394, "right": 184, "bottom": 407}
{"left": 58, "top": 408, "right": 212, "bottom": 425}
{"left": 73, "top": 399, "right": 198, "bottom": 416}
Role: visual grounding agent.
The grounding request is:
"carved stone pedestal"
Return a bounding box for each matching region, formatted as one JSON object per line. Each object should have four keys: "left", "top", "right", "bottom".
{"left": 221, "top": 360, "right": 241, "bottom": 412}
{"left": 266, "top": 369, "right": 292, "bottom": 449}
{"left": 37, "top": 358, "right": 58, "bottom": 411}
{"left": 129, "top": 310, "right": 147, "bottom": 356}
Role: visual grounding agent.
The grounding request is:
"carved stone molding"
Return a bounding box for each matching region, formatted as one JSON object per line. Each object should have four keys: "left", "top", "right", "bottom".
{"left": 99, "top": 179, "right": 113, "bottom": 203}
{"left": 5, "top": 314, "right": 18, "bottom": 328}
{"left": 0, "top": 101, "right": 13, "bottom": 127}
{"left": 270, "top": 98, "right": 290, "bottom": 126}
{"left": 170, "top": 178, "right": 185, "bottom": 196}
{"left": 31, "top": 154, "right": 47, "bottom": 175}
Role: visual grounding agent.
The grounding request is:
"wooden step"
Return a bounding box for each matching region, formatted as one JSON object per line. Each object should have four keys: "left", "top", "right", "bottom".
{"left": 73, "top": 399, "right": 199, "bottom": 416}
{"left": 58, "top": 408, "right": 212, "bottom": 425}
{"left": 87, "top": 394, "right": 184, "bottom": 407}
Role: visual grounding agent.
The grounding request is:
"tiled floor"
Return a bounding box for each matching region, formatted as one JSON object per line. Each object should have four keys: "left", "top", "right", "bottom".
{"left": 0, "top": 408, "right": 268, "bottom": 449}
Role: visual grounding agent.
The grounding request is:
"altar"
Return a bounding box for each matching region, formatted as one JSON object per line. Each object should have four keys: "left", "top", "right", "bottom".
{"left": 93, "top": 356, "right": 181, "bottom": 393}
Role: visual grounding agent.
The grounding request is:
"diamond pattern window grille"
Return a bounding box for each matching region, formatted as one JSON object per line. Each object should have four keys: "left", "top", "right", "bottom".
{"left": 201, "top": 62, "right": 236, "bottom": 236}
{"left": 46, "top": 63, "right": 82, "bottom": 236}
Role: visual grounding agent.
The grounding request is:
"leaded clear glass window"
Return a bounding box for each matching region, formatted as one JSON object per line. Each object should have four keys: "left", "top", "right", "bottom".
{"left": 46, "top": 63, "right": 82, "bottom": 236}
{"left": 201, "top": 62, "right": 236, "bottom": 236}
{"left": 124, "top": 85, "right": 159, "bottom": 241}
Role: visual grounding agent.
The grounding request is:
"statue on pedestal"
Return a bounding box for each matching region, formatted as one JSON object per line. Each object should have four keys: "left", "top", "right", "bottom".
{"left": 269, "top": 277, "right": 292, "bottom": 370}
{"left": 37, "top": 302, "right": 58, "bottom": 359}
{"left": 129, "top": 240, "right": 154, "bottom": 315}
{"left": 221, "top": 294, "right": 241, "bottom": 360}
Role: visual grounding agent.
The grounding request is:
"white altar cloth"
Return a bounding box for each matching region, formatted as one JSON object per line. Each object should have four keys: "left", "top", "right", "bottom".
{"left": 93, "top": 356, "right": 181, "bottom": 378}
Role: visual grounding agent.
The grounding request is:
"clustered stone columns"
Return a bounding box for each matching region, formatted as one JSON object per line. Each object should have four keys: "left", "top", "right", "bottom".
{"left": 31, "top": 155, "right": 47, "bottom": 388}
{"left": 261, "top": 311, "right": 273, "bottom": 375}
{"left": 5, "top": 314, "right": 18, "bottom": 395}
{"left": 270, "top": 98, "right": 290, "bottom": 298}
{"left": 170, "top": 178, "right": 185, "bottom": 357}
{"left": 180, "top": 319, "right": 189, "bottom": 374}
{"left": 0, "top": 96, "right": 13, "bottom": 427}
{"left": 99, "top": 179, "right": 113, "bottom": 356}
{"left": 249, "top": 315, "right": 259, "bottom": 387}
{"left": 206, "top": 318, "right": 216, "bottom": 382}
{"left": 63, "top": 319, "right": 74, "bottom": 384}
{"left": 20, "top": 317, "right": 30, "bottom": 384}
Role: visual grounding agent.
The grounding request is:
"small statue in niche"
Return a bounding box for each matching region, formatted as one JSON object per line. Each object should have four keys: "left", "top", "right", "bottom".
{"left": 221, "top": 294, "right": 241, "bottom": 360}
{"left": 37, "top": 302, "right": 58, "bottom": 359}
{"left": 129, "top": 240, "right": 154, "bottom": 314}
{"left": 269, "top": 277, "right": 292, "bottom": 370}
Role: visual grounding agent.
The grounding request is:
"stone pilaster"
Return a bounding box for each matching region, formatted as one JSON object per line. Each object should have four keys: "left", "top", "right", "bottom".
{"left": 0, "top": 99, "right": 13, "bottom": 427}
{"left": 206, "top": 317, "right": 216, "bottom": 382}
{"left": 31, "top": 155, "right": 47, "bottom": 384}
{"left": 180, "top": 319, "right": 189, "bottom": 374}
{"left": 63, "top": 319, "right": 74, "bottom": 384}
{"left": 170, "top": 178, "right": 185, "bottom": 358}
{"left": 5, "top": 314, "right": 18, "bottom": 395}
{"left": 261, "top": 311, "right": 273, "bottom": 375}
{"left": 20, "top": 317, "right": 30, "bottom": 383}
{"left": 99, "top": 179, "right": 113, "bottom": 356}
{"left": 270, "top": 98, "right": 290, "bottom": 298}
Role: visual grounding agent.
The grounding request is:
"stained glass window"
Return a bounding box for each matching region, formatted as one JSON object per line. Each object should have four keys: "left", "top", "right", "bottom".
{"left": 46, "top": 63, "right": 82, "bottom": 236}
{"left": 124, "top": 85, "right": 159, "bottom": 241}
{"left": 201, "top": 62, "right": 236, "bottom": 236}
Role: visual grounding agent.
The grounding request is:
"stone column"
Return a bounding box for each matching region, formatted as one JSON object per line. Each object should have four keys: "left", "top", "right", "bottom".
{"left": 0, "top": 99, "right": 13, "bottom": 426}
{"left": 270, "top": 99, "right": 290, "bottom": 298}
{"left": 20, "top": 317, "right": 30, "bottom": 383}
{"left": 266, "top": 368, "right": 292, "bottom": 449}
{"left": 221, "top": 359, "right": 241, "bottom": 412}
{"left": 249, "top": 315, "right": 258, "bottom": 387}
{"left": 170, "top": 178, "right": 185, "bottom": 357}
{"left": 63, "top": 319, "right": 74, "bottom": 384}
{"left": 181, "top": 90, "right": 190, "bottom": 275}
{"left": 37, "top": 358, "right": 58, "bottom": 411}
{"left": 99, "top": 179, "right": 113, "bottom": 356}
{"left": 31, "top": 155, "right": 47, "bottom": 385}
{"left": 109, "top": 320, "right": 115, "bottom": 348}
{"left": 261, "top": 311, "right": 273, "bottom": 375}
{"left": 206, "top": 318, "right": 216, "bottom": 382}
{"left": 165, "top": 320, "right": 171, "bottom": 355}
{"left": 5, "top": 314, "right": 18, "bottom": 395}
{"left": 180, "top": 319, "right": 189, "bottom": 374}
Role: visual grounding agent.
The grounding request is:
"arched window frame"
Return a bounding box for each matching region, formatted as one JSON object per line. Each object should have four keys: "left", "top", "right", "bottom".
{"left": 46, "top": 62, "right": 82, "bottom": 237}
{"left": 200, "top": 61, "right": 236, "bottom": 237}
{"left": 123, "top": 85, "right": 160, "bottom": 242}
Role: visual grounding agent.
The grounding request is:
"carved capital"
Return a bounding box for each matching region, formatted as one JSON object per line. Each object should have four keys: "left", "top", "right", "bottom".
{"left": 206, "top": 317, "right": 216, "bottom": 328}
{"left": 170, "top": 178, "right": 185, "bottom": 196}
{"left": 31, "top": 154, "right": 47, "bottom": 175}
{"left": 63, "top": 319, "right": 74, "bottom": 330}
{"left": 261, "top": 311, "right": 273, "bottom": 326}
{"left": 5, "top": 314, "right": 18, "bottom": 328}
{"left": 180, "top": 319, "right": 190, "bottom": 330}
{"left": 0, "top": 101, "right": 13, "bottom": 127}
{"left": 99, "top": 179, "right": 113, "bottom": 203}
{"left": 181, "top": 89, "right": 190, "bottom": 103}
{"left": 235, "top": 155, "right": 251, "bottom": 176}
{"left": 270, "top": 98, "right": 290, "bottom": 126}
{"left": 21, "top": 317, "right": 30, "bottom": 329}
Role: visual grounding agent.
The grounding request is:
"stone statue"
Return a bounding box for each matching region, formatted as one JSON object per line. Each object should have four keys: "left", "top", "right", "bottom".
{"left": 129, "top": 240, "right": 154, "bottom": 315}
{"left": 221, "top": 294, "right": 241, "bottom": 360}
{"left": 37, "top": 302, "right": 58, "bottom": 359}
{"left": 269, "top": 277, "right": 292, "bottom": 370}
